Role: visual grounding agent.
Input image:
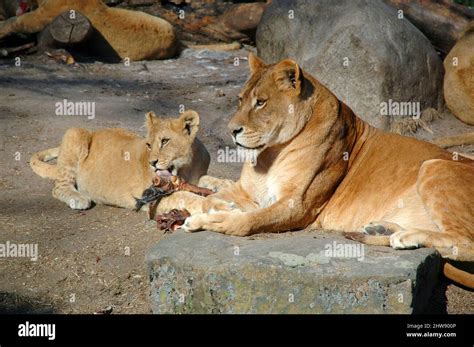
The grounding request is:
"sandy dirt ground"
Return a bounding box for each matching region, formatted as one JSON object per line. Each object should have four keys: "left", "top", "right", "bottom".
{"left": 0, "top": 49, "right": 473, "bottom": 314}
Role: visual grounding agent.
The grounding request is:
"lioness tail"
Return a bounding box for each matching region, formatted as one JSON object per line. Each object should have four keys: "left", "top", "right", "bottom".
{"left": 30, "top": 147, "right": 59, "bottom": 180}
{"left": 443, "top": 263, "right": 474, "bottom": 290}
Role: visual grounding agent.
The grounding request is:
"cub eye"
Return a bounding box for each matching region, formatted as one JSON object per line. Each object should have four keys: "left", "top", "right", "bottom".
{"left": 255, "top": 99, "right": 266, "bottom": 109}
{"left": 238, "top": 97, "right": 242, "bottom": 106}
{"left": 146, "top": 143, "right": 151, "bottom": 150}
{"left": 161, "top": 138, "right": 169, "bottom": 147}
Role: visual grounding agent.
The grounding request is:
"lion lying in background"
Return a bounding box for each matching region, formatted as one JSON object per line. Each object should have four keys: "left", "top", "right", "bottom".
{"left": 30, "top": 110, "right": 210, "bottom": 213}
{"left": 444, "top": 23, "right": 474, "bottom": 126}
{"left": 434, "top": 23, "right": 474, "bottom": 149}
{"left": 183, "top": 53, "right": 474, "bottom": 288}
{"left": 0, "top": 0, "right": 178, "bottom": 60}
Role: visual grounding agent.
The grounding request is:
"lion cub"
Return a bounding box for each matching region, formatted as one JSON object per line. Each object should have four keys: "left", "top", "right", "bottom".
{"left": 30, "top": 110, "right": 210, "bottom": 210}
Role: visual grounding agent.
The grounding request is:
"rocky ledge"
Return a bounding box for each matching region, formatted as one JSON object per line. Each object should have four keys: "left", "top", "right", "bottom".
{"left": 147, "top": 230, "right": 440, "bottom": 314}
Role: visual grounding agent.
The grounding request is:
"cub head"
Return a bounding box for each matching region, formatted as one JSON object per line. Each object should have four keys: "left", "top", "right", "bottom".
{"left": 145, "top": 110, "right": 199, "bottom": 176}
{"left": 228, "top": 53, "right": 312, "bottom": 154}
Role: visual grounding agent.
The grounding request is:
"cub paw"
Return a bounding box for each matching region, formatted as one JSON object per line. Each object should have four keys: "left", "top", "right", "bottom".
{"left": 198, "top": 176, "right": 234, "bottom": 192}
{"left": 68, "top": 196, "right": 91, "bottom": 210}
{"left": 197, "top": 176, "right": 218, "bottom": 192}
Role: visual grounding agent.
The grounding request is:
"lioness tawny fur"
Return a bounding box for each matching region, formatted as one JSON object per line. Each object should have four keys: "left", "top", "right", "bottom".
{"left": 183, "top": 53, "right": 474, "bottom": 288}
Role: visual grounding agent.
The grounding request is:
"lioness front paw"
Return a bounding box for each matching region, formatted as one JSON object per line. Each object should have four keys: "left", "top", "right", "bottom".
{"left": 389, "top": 231, "right": 421, "bottom": 250}
{"left": 203, "top": 197, "right": 237, "bottom": 214}
{"left": 181, "top": 211, "right": 251, "bottom": 236}
{"left": 361, "top": 221, "right": 403, "bottom": 235}
{"left": 360, "top": 223, "right": 392, "bottom": 236}
{"left": 181, "top": 213, "right": 206, "bottom": 232}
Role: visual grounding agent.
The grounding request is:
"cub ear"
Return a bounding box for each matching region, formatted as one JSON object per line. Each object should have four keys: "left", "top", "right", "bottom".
{"left": 272, "top": 59, "right": 302, "bottom": 95}
{"left": 179, "top": 110, "right": 200, "bottom": 137}
{"left": 248, "top": 52, "right": 267, "bottom": 74}
{"left": 145, "top": 111, "right": 159, "bottom": 131}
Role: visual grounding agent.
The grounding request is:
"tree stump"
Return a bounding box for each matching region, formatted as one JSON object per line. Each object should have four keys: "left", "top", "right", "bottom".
{"left": 383, "top": 0, "right": 474, "bottom": 55}
{"left": 50, "top": 11, "right": 93, "bottom": 46}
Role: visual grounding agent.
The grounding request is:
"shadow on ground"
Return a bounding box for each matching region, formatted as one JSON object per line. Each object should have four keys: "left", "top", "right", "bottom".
{"left": 0, "top": 291, "right": 56, "bottom": 314}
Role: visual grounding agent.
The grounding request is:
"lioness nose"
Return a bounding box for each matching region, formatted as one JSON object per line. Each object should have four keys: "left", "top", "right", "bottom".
{"left": 231, "top": 127, "right": 244, "bottom": 138}
{"left": 150, "top": 160, "right": 158, "bottom": 167}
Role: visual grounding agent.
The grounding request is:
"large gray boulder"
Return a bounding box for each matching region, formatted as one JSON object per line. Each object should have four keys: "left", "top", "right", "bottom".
{"left": 256, "top": 0, "right": 444, "bottom": 131}
{"left": 147, "top": 230, "right": 440, "bottom": 314}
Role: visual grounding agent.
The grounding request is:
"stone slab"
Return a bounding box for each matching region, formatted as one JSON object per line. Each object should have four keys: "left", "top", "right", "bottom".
{"left": 147, "top": 230, "right": 440, "bottom": 314}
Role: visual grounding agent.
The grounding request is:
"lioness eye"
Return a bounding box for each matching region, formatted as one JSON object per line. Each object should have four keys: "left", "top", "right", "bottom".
{"left": 238, "top": 97, "right": 242, "bottom": 106}
{"left": 146, "top": 143, "right": 151, "bottom": 150}
{"left": 161, "top": 138, "right": 169, "bottom": 147}
{"left": 255, "top": 99, "right": 266, "bottom": 108}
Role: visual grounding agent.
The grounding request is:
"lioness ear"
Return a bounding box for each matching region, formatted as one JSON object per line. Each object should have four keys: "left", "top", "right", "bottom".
{"left": 145, "top": 111, "right": 159, "bottom": 131}
{"left": 272, "top": 59, "right": 302, "bottom": 95}
{"left": 179, "top": 110, "right": 200, "bottom": 137}
{"left": 248, "top": 52, "right": 267, "bottom": 74}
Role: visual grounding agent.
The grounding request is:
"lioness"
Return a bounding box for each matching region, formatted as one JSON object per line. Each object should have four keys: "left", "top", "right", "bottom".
{"left": 30, "top": 110, "right": 210, "bottom": 212}
{"left": 444, "top": 23, "right": 474, "bottom": 126}
{"left": 431, "top": 23, "right": 474, "bottom": 150}
{"left": 183, "top": 53, "right": 474, "bottom": 288}
{"left": 0, "top": 0, "right": 178, "bottom": 61}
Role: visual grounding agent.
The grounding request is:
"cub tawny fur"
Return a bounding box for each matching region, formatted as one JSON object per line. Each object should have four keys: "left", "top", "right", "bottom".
{"left": 30, "top": 110, "right": 210, "bottom": 212}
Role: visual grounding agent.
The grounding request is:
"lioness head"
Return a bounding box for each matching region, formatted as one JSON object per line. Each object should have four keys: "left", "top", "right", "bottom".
{"left": 145, "top": 110, "right": 200, "bottom": 176}
{"left": 228, "top": 53, "right": 312, "bottom": 154}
